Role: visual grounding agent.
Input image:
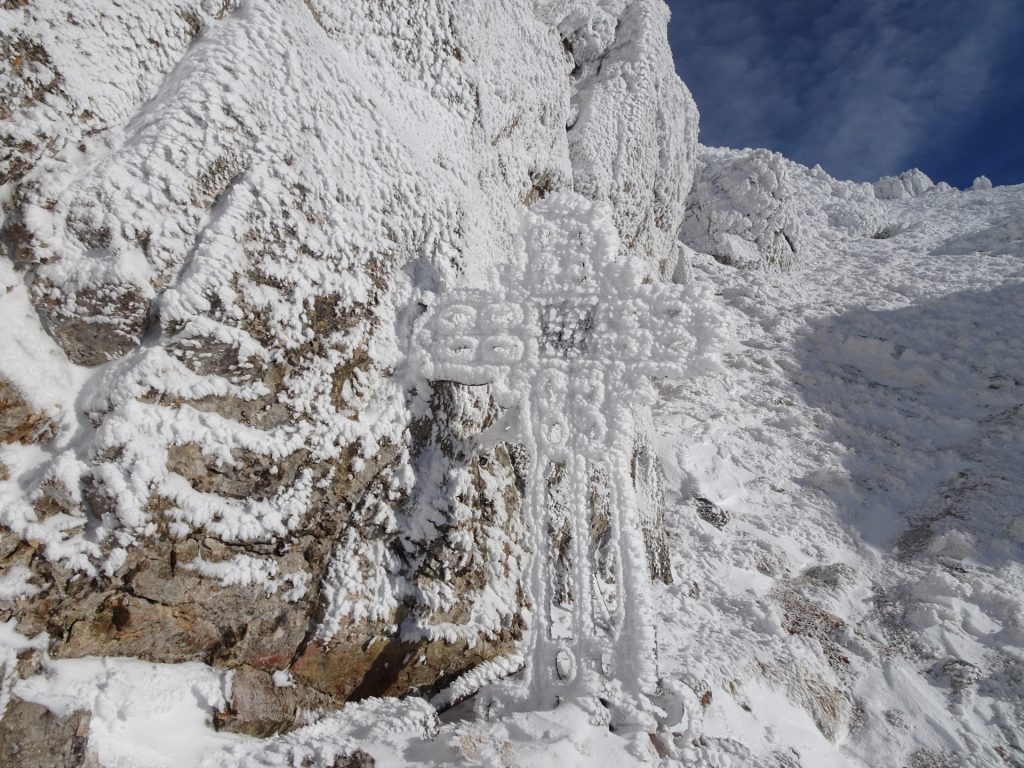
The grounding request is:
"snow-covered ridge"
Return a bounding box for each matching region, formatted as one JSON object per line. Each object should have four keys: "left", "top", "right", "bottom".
{"left": 680, "top": 144, "right": 1021, "bottom": 272}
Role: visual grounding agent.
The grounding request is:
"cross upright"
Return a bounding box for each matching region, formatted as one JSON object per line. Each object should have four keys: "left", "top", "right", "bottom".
{"left": 413, "top": 192, "right": 708, "bottom": 722}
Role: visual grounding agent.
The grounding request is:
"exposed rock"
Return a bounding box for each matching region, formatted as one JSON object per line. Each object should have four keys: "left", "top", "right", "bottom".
{"left": 0, "top": 698, "right": 95, "bottom": 768}
{"left": 0, "top": 376, "right": 57, "bottom": 445}
{"left": 934, "top": 658, "right": 983, "bottom": 691}
{"left": 331, "top": 751, "right": 375, "bottom": 768}
{"left": 215, "top": 666, "right": 333, "bottom": 737}
{"left": 756, "top": 659, "right": 850, "bottom": 742}
{"left": 290, "top": 617, "right": 521, "bottom": 703}
{"left": 907, "top": 750, "right": 958, "bottom": 768}
{"left": 694, "top": 496, "right": 729, "bottom": 530}
{"left": 800, "top": 562, "right": 856, "bottom": 591}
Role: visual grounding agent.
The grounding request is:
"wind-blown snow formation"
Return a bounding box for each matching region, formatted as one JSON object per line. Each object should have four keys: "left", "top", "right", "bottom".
{"left": 2, "top": 1, "right": 1023, "bottom": 767}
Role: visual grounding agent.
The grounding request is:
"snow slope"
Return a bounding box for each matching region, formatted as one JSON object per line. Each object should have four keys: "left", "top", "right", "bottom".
{"left": 659, "top": 161, "right": 1024, "bottom": 767}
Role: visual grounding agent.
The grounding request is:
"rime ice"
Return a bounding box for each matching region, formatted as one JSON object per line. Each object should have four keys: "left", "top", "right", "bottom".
{"left": 414, "top": 192, "right": 719, "bottom": 717}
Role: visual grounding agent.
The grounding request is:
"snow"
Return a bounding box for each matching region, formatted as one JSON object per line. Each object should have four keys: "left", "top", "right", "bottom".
{"left": 0, "top": 566, "right": 40, "bottom": 602}
{"left": 653, "top": 164, "right": 1024, "bottom": 767}
{"left": 182, "top": 553, "right": 309, "bottom": 600}
{"left": 0, "top": 619, "right": 47, "bottom": 717}
{"left": 14, "top": 656, "right": 245, "bottom": 768}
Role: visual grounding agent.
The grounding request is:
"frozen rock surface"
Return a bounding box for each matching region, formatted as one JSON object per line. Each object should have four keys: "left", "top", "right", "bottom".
{"left": 679, "top": 146, "right": 893, "bottom": 271}
{"left": 680, "top": 147, "right": 800, "bottom": 270}
{"left": 0, "top": 0, "right": 699, "bottom": 756}
{"left": 873, "top": 168, "right": 938, "bottom": 200}
{"left": 2, "top": 1, "right": 1024, "bottom": 767}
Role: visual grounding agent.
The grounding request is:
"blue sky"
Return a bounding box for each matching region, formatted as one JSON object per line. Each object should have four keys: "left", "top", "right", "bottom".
{"left": 667, "top": 0, "right": 1024, "bottom": 188}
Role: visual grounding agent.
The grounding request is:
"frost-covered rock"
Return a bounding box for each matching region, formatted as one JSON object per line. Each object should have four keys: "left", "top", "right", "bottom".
{"left": 873, "top": 168, "right": 935, "bottom": 200}
{"left": 971, "top": 175, "right": 993, "bottom": 191}
{"left": 680, "top": 147, "right": 985, "bottom": 270}
{"left": 680, "top": 146, "right": 799, "bottom": 270}
{"left": 558, "top": 0, "right": 699, "bottom": 276}
{"left": 0, "top": 0, "right": 697, "bottom": 736}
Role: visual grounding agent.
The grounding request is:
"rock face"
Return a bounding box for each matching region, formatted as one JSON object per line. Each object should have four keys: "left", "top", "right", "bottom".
{"left": 0, "top": 377, "right": 57, "bottom": 446}
{"left": 0, "top": 698, "right": 95, "bottom": 768}
{"left": 560, "top": 0, "right": 698, "bottom": 276}
{"left": 0, "top": 0, "right": 697, "bottom": 740}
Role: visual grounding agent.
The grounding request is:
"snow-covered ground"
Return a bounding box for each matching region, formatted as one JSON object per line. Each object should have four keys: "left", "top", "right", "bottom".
{"left": 655, "top": 177, "right": 1024, "bottom": 767}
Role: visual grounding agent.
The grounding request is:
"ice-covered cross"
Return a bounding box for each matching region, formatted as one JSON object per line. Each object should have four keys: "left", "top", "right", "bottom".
{"left": 413, "top": 192, "right": 709, "bottom": 720}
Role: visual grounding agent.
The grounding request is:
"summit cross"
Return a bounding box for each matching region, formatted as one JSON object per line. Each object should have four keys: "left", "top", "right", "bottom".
{"left": 413, "top": 192, "right": 713, "bottom": 722}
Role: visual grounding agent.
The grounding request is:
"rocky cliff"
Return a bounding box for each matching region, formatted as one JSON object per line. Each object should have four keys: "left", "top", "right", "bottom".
{"left": 0, "top": 0, "right": 697, "bottom": 750}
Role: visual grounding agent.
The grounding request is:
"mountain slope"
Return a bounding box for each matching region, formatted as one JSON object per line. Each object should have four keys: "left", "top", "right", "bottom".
{"left": 1, "top": 4, "right": 1022, "bottom": 768}
{"left": 657, "top": 158, "right": 1024, "bottom": 767}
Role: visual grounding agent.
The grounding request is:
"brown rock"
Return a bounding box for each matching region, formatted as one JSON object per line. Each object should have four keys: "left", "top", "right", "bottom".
{"left": 37, "top": 281, "right": 151, "bottom": 367}
{"left": 0, "top": 376, "right": 57, "bottom": 445}
{"left": 694, "top": 496, "right": 729, "bottom": 530}
{"left": 0, "top": 698, "right": 96, "bottom": 768}
{"left": 215, "top": 666, "right": 333, "bottom": 737}
{"left": 332, "top": 751, "right": 375, "bottom": 768}
{"left": 291, "top": 619, "right": 521, "bottom": 703}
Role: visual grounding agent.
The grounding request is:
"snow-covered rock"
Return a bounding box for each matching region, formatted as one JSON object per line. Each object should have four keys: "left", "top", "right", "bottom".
{"left": 679, "top": 146, "right": 894, "bottom": 270}
{"left": 560, "top": 0, "right": 699, "bottom": 276}
{"left": 872, "top": 168, "right": 935, "bottom": 200}
{"left": 680, "top": 147, "right": 800, "bottom": 270}
{"left": 971, "top": 174, "right": 993, "bottom": 191}
{"left": 0, "top": 0, "right": 698, "bottom": 741}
